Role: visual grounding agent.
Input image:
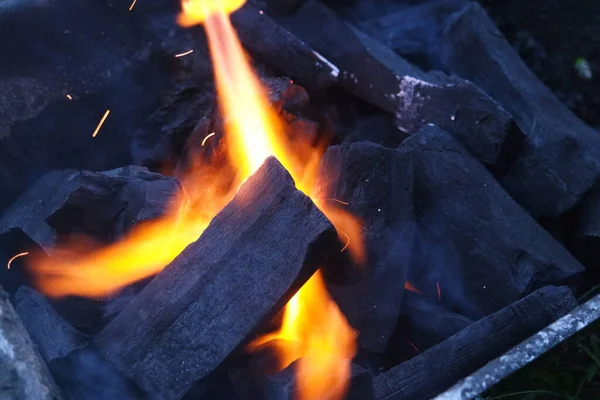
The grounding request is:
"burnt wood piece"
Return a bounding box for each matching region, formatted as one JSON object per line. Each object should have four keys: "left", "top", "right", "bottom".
{"left": 95, "top": 157, "right": 337, "bottom": 400}
{"left": 398, "top": 291, "right": 473, "bottom": 354}
{"left": 280, "top": 0, "right": 522, "bottom": 170}
{"left": 439, "top": 3, "right": 600, "bottom": 217}
{"left": 0, "top": 170, "right": 79, "bottom": 248}
{"left": 264, "top": 360, "right": 374, "bottom": 400}
{"left": 374, "top": 285, "right": 577, "bottom": 400}
{"left": 46, "top": 166, "right": 183, "bottom": 240}
{"left": 14, "top": 286, "right": 88, "bottom": 362}
{"left": 316, "top": 142, "right": 414, "bottom": 353}
{"left": 0, "top": 285, "right": 63, "bottom": 399}
{"left": 399, "top": 125, "right": 583, "bottom": 318}
{"left": 230, "top": 3, "right": 338, "bottom": 91}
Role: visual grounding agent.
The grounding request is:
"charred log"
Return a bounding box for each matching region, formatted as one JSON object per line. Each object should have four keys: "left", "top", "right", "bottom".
{"left": 316, "top": 142, "right": 414, "bottom": 353}
{"left": 94, "top": 157, "right": 337, "bottom": 400}
{"left": 0, "top": 286, "right": 63, "bottom": 399}
{"left": 373, "top": 285, "right": 577, "bottom": 400}
{"left": 399, "top": 125, "right": 583, "bottom": 318}
{"left": 14, "top": 286, "right": 87, "bottom": 362}
{"left": 439, "top": 2, "right": 600, "bottom": 217}
{"left": 279, "top": 0, "right": 522, "bottom": 171}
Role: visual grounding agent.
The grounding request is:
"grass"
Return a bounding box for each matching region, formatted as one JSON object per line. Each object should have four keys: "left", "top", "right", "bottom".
{"left": 480, "top": 294, "right": 600, "bottom": 400}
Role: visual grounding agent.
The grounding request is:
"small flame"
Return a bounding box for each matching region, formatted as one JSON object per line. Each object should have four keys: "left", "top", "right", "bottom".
{"left": 92, "top": 109, "right": 110, "bottom": 138}
{"left": 8, "top": 252, "right": 29, "bottom": 270}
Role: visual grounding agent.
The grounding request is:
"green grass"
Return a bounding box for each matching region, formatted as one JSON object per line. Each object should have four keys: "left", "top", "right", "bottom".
{"left": 480, "top": 316, "right": 600, "bottom": 400}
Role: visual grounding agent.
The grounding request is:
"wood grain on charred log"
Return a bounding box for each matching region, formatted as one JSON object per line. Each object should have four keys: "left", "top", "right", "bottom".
{"left": 95, "top": 157, "right": 337, "bottom": 400}
{"left": 279, "top": 0, "right": 522, "bottom": 171}
{"left": 399, "top": 125, "right": 583, "bottom": 318}
{"left": 373, "top": 285, "right": 577, "bottom": 400}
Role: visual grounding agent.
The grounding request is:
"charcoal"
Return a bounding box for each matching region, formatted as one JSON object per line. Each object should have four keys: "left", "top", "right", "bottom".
{"left": 230, "top": 3, "right": 339, "bottom": 91}
{"left": 14, "top": 286, "right": 87, "bottom": 362}
{"left": 0, "top": 170, "right": 79, "bottom": 248}
{"left": 264, "top": 360, "right": 374, "bottom": 400}
{"left": 95, "top": 157, "right": 337, "bottom": 400}
{"left": 342, "top": 113, "right": 408, "bottom": 148}
{"left": 399, "top": 125, "right": 583, "bottom": 318}
{"left": 438, "top": 2, "right": 600, "bottom": 217}
{"left": 280, "top": 1, "right": 522, "bottom": 170}
{"left": 373, "top": 285, "right": 577, "bottom": 400}
{"left": 398, "top": 291, "right": 474, "bottom": 353}
{"left": 316, "top": 142, "right": 414, "bottom": 353}
{"left": 0, "top": 285, "right": 63, "bottom": 399}
{"left": 571, "top": 184, "right": 600, "bottom": 273}
{"left": 46, "top": 166, "right": 183, "bottom": 240}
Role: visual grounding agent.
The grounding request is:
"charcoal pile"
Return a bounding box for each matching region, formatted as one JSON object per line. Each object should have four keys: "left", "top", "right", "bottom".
{"left": 1, "top": 1, "right": 599, "bottom": 399}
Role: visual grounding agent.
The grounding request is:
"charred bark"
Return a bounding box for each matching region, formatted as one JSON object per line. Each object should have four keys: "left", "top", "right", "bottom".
{"left": 95, "top": 157, "right": 337, "bottom": 400}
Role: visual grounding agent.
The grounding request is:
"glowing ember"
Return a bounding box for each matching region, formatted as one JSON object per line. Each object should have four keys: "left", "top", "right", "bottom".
{"left": 92, "top": 109, "right": 110, "bottom": 138}
{"left": 7, "top": 252, "right": 29, "bottom": 270}
{"left": 201, "top": 132, "right": 216, "bottom": 146}
{"left": 405, "top": 281, "right": 421, "bottom": 293}
{"left": 175, "top": 49, "right": 195, "bottom": 57}
{"left": 436, "top": 282, "right": 441, "bottom": 302}
{"left": 66, "top": 94, "right": 73, "bottom": 100}
{"left": 129, "top": 0, "right": 137, "bottom": 11}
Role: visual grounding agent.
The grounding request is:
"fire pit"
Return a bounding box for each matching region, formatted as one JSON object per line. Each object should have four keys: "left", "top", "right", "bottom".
{"left": 1, "top": 0, "right": 599, "bottom": 399}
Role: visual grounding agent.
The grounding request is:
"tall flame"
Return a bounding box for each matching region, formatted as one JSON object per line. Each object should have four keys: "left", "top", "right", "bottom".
{"left": 28, "top": 1, "right": 359, "bottom": 398}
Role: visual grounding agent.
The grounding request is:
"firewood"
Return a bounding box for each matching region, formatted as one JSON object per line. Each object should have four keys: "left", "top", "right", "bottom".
{"left": 94, "top": 157, "right": 338, "bottom": 400}
{"left": 14, "top": 286, "right": 88, "bottom": 362}
{"left": 439, "top": 2, "right": 600, "bottom": 217}
{"left": 399, "top": 125, "right": 583, "bottom": 318}
{"left": 373, "top": 285, "right": 577, "bottom": 400}
{"left": 0, "top": 285, "right": 63, "bottom": 399}
{"left": 231, "top": 3, "right": 339, "bottom": 91}
{"left": 279, "top": 0, "right": 522, "bottom": 171}
{"left": 316, "top": 142, "right": 414, "bottom": 353}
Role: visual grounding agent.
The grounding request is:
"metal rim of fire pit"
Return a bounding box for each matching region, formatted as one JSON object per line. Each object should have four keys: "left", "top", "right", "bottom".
{"left": 435, "top": 292, "right": 600, "bottom": 400}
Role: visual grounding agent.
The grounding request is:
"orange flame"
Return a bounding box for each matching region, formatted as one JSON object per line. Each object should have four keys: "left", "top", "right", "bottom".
{"left": 29, "top": 1, "right": 359, "bottom": 397}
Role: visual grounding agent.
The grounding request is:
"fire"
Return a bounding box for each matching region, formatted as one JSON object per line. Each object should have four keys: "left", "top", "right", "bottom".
{"left": 29, "top": 1, "right": 359, "bottom": 397}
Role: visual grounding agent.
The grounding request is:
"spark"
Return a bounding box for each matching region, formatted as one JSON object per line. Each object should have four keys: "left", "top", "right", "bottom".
{"left": 330, "top": 198, "right": 349, "bottom": 206}
{"left": 128, "top": 0, "right": 137, "bottom": 11}
{"left": 175, "top": 49, "right": 194, "bottom": 58}
{"left": 436, "top": 282, "right": 441, "bottom": 302}
{"left": 7, "top": 252, "right": 29, "bottom": 269}
{"left": 407, "top": 340, "right": 420, "bottom": 353}
{"left": 201, "top": 132, "right": 216, "bottom": 146}
{"left": 338, "top": 229, "right": 350, "bottom": 253}
{"left": 259, "top": 10, "right": 264, "bottom": 14}
{"left": 92, "top": 110, "right": 111, "bottom": 138}
{"left": 66, "top": 94, "right": 73, "bottom": 100}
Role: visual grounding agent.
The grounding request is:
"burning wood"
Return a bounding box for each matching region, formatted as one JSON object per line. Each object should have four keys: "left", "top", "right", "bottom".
{"left": 373, "top": 286, "right": 577, "bottom": 400}
{"left": 280, "top": 0, "right": 522, "bottom": 171}
{"left": 0, "top": 285, "right": 63, "bottom": 399}
{"left": 95, "top": 157, "right": 337, "bottom": 399}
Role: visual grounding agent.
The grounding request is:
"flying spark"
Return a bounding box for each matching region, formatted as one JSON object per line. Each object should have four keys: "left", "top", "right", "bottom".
{"left": 129, "top": 0, "right": 137, "bottom": 11}
{"left": 92, "top": 110, "right": 111, "bottom": 138}
{"left": 175, "top": 49, "right": 194, "bottom": 57}
{"left": 7, "top": 252, "right": 29, "bottom": 269}
{"left": 330, "top": 199, "right": 349, "bottom": 206}
{"left": 338, "top": 229, "right": 350, "bottom": 253}
{"left": 66, "top": 94, "right": 73, "bottom": 100}
{"left": 407, "top": 340, "right": 420, "bottom": 353}
{"left": 436, "top": 282, "right": 441, "bottom": 302}
{"left": 201, "top": 132, "right": 216, "bottom": 146}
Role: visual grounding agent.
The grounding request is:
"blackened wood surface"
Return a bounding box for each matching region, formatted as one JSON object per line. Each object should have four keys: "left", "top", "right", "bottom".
{"left": 231, "top": 3, "right": 338, "bottom": 91}
{"left": 440, "top": 3, "right": 600, "bottom": 217}
{"left": 95, "top": 157, "right": 337, "bottom": 400}
{"left": 400, "top": 125, "right": 583, "bottom": 318}
{"left": 14, "top": 286, "right": 87, "bottom": 362}
{"left": 373, "top": 285, "right": 576, "bottom": 400}
{"left": 280, "top": 0, "right": 521, "bottom": 170}
{"left": 0, "top": 286, "right": 63, "bottom": 400}
{"left": 316, "top": 142, "right": 414, "bottom": 353}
